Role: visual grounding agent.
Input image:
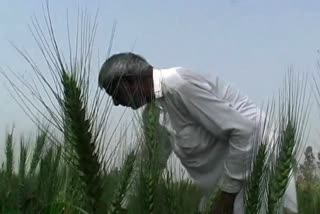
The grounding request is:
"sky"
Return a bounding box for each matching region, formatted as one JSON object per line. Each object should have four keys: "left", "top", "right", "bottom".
{"left": 1, "top": 0, "right": 320, "bottom": 164}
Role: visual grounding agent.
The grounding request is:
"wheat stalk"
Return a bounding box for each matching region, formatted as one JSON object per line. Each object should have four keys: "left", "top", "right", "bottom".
{"left": 162, "top": 169, "right": 177, "bottom": 214}
{"left": 109, "top": 150, "right": 136, "bottom": 214}
{"left": 244, "top": 105, "right": 274, "bottom": 214}
{"left": 129, "top": 103, "right": 164, "bottom": 214}
{"left": 265, "top": 70, "right": 310, "bottom": 214}
{"left": 61, "top": 71, "right": 105, "bottom": 212}
{"left": 18, "top": 137, "right": 28, "bottom": 210}
{"left": 5, "top": 130, "right": 14, "bottom": 179}
{"left": 29, "top": 129, "right": 47, "bottom": 175}
{"left": 202, "top": 188, "right": 222, "bottom": 214}
{"left": 18, "top": 137, "right": 28, "bottom": 179}
{"left": 267, "top": 121, "right": 296, "bottom": 214}
{"left": 244, "top": 143, "right": 268, "bottom": 214}
{"left": 0, "top": 2, "right": 121, "bottom": 212}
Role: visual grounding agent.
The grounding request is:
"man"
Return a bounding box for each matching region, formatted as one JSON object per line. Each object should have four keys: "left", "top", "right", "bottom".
{"left": 98, "top": 52, "right": 298, "bottom": 213}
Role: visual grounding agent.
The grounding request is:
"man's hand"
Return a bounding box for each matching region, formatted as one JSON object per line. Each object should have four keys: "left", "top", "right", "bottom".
{"left": 211, "top": 191, "right": 237, "bottom": 214}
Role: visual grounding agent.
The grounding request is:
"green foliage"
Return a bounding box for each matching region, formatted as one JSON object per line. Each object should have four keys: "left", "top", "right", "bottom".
{"left": 244, "top": 143, "right": 268, "bottom": 214}
{"left": 29, "top": 130, "right": 47, "bottom": 175}
{"left": 109, "top": 150, "right": 136, "bottom": 214}
{"left": 267, "top": 122, "right": 297, "bottom": 214}
{"left": 202, "top": 187, "right": 223, "bottom": 214}
{"left": 0, "top": 129, "right": 203, "bottom": 214}
{"left": 5, "top": 129, "right": 14, "bottom": 179}
{"left": 296, "top": 180, "right": 320, "bottom": 214}
{"left": 296, "top": 145, "right": 320, "bottom": 214}
{"left": 62, "top": 71, "right": 106, "bottom": 213}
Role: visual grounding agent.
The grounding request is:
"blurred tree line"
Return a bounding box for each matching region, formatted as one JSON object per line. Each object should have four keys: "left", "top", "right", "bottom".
{"left": 296, "top": 145, "right": 320, "bottom": 185}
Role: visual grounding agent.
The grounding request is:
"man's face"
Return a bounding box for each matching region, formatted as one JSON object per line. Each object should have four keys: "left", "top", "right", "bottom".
{"left": 107, "top": 77, "right": 148, "bottom": 110}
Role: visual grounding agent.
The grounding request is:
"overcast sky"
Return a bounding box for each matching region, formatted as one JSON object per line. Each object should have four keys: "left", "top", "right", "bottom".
{"left": 1, "top": 0, "right": 320, "bottom": 164}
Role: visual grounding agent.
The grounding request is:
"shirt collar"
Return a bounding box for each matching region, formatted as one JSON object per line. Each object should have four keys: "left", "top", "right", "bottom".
{"left": 153, "top": 68, "right": 163, "bottom": 99}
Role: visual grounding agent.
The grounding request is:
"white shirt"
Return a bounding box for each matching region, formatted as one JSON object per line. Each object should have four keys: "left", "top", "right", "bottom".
{"left": 124, "top": 67, "right": 297, "bottom": 213}
{"left": 152, "top": 67, "right": 267, "bottom": 194}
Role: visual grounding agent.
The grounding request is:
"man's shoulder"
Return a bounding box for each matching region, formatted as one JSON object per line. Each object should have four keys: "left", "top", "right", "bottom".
{"left": 174, "top": 67, "right": 218, "bottom": 91}
{"left": 160, "top": 67, "right": 216, "bottom": 102}
{"left": 166, "top": 67, "right": 212, "bottom": 85}
{"left": 161, "top": 67, "right": 187, "bottom": 89}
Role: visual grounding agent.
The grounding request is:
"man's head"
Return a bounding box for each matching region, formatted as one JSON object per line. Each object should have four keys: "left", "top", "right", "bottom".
{"left": 98, "top": 52, "right": 155, "bottom": 109}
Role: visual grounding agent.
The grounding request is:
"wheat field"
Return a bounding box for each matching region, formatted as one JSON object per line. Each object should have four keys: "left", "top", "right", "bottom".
{"left": 0, "top": 3, "right": 319, "bottom": 214}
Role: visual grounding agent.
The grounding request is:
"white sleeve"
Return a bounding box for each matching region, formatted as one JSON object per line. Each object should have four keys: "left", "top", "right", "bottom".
{"left": 176, "top": 79, "right": 255, "bottom": 193}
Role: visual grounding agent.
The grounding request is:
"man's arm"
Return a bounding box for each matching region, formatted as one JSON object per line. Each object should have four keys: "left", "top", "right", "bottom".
{"left": 175, "top": 78, "right": 254, "bottom": 194}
